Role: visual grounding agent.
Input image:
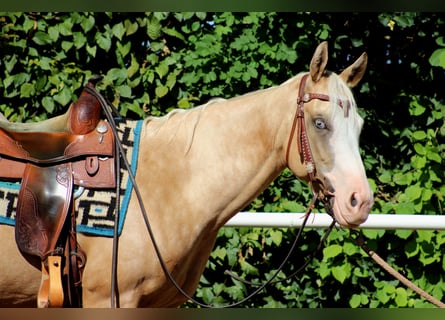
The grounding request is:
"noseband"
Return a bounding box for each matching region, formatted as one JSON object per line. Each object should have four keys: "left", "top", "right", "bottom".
{"left": 286, "top": 73, "right": 351, "bottom": 202}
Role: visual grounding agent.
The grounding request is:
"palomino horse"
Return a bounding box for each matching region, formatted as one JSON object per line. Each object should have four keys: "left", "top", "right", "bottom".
{"left": 0, "top": 42, "right": 373, "bottom": 307}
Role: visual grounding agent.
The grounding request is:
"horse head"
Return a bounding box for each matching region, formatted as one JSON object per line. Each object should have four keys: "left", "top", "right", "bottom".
{"left": 287, "top": 42, "right": 373, "bottom": 228}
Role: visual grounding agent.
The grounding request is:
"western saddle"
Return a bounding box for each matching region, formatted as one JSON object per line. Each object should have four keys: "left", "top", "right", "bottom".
{"left": 0, "top": 78, "right": 116, "bottom": 307}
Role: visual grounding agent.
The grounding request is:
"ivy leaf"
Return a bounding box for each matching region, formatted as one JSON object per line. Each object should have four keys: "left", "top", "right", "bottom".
{"left": 147, "top": 16, "right": 162, "bottom": 40}
{"left": 211, "top": 247, "right": 226, "bottom": 260}
{"left": 86, "top": 44, "right": 97, "bottom": 57}
{"left": 393, "top": 172, "right": 412, "bottom": 185}
{"left": 239, "top": 259, "right": 259, "bottom": 276}
{"left": 42, "top": 96, "right": 55, "bottom": 113}
{"left": 318, "top": 260, "right": 331, "bottom": 278}
{"left": 39, "top": 57, "right": 51, "bottom": 71}
{"left": 150, "top": 41, "right": 164, "bottom": 52}
{"left": 426, "top": 150, "right": 441, "bottom": 163}
{"left": 323, "top": 244, "right": 343, "bottom": 259}
{"left": 429, "top": 48, "right": 445, "bottom": 69}
{"left": 96, "top": 33, "right": 111, "bottom": 51}
{"left": 195, "top": 12, "right": 207, "bottom": 20}
{"left": 378, "top": 170, "right": 392, "bottom": 184}
{"left": 166, "top": 72, "right": 177, "bottom": 89}
{"left": 106, "top": 68, "right": 127, "bottom": 84}
{"left": 177, "top": 98, "right": 190, "bottom": 109}
{"left": 23, "top": 16, "right": 35, "bottom": 32}
{"left": 73, "top": 32, "right": 87, "bottom": 49}
{"left": 61, "top": 41, "right": 73, "bottom": 52}
{"left": 375, "top": 285, "right": 392, "bottom": 304}
{"left": 117, "top": 85, "right": 132, "bottom": 98}
{"left": 200, "top": 287, "right": 215, "bottom": 304}
{"left": 48, "top": 26, "right": 59, "bottom": 42}
{"left": 20, "top": 83, "right": 35, "bottom": 98}
{"left": 411, "top": 155, "right": 426, "bottom": 169}
{"left": 4, "top": 55, "right": 17, "bottom": 73}
{"left": 112, "top": 22, "right": 125, "bottom": 40}
{"left": 342, "top": 242, "right": 358, "bottom": 256}
{"left": 124, "top": 19, "right": 138, "bottom": 36}
{"left": 331, "top": 265, "right": 350, "bottom": 283}
{"left": 409, "top": 99, "right": 426, "bottom": 116}
{"left": 226, "top": 284, "right": 246, "bottom": 300}
{"left": 404, "top": 185, "right": 422, "bottom": 201}
{"left": 269, "top": 230, "right": 282, "bottom": 246}
{"left": 33, "top": 31, "right": 52, "bottom": 45}
{"left": 155, "top": 62, "right": 169, "bottom": 78}
{"left": 413, "top": 143, "right": 426, "bottom": 155}
{"left": 417, "top": 230, "right": 433, "bottom": 242}
{"left": 127, "top": 55, "right": 140, "bottom": 78}
{"left": 53, "top": 86, "right": 72, "bottom": 106}
{"left": 155, "top": 85, "right": 168, "bottom": 98}
{"left": 116, "top": 41, "right": 131, "bottom": 58}
{"left": 395, "top": 229, "right": 412, "bottom": 240}
{"left": 412, "top": 130, "right": 427, "bottom": 140}
{"left": 80, "top": 15, "right": 95, "bottom": 33}
{"left": 163, "top": 27, "right": 185, "bottom": 42}
{"left": 362, "top": 229, "right": 385, "bottom": 239}
{"left": 59, "top": 19, "right": 73, "bottom": 36}
{"left": 350, "top": 294, "right": 362, "bottom": 307}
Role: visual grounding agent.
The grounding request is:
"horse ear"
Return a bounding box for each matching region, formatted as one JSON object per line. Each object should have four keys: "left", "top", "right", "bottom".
{"left": 310, "top": 41, "right": 329, "bottom": 82}
{"left": 339, "top": 52, "right": 368, "bottom": 88}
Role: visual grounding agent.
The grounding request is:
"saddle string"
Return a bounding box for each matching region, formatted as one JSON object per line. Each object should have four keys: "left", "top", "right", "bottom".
{"left": 111, "top": 127, "right": 121, "bottom": 308}
{"left": 83, "top": 86, "right": 122, "bottom": 307}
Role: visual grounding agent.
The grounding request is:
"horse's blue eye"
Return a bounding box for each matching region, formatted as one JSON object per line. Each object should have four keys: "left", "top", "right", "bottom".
{"left": 314, "top": 118, "right": 326, "bottom": 129}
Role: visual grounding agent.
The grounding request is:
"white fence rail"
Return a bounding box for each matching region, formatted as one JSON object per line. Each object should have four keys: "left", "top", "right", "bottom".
{"left": 224, "top": 213, "right": 445, "bottom": 230}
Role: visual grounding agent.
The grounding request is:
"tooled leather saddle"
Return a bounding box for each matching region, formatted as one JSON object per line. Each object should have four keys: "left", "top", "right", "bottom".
{"left": 0, "top": 78, "right": 116, "bottom": 307}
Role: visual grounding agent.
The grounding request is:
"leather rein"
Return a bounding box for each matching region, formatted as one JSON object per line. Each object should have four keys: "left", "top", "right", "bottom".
{"left": 84, "top": 74, "right": 350, "bottom": 308}
{"left": 87, "top": 78, "right": 443, "bottom": 309}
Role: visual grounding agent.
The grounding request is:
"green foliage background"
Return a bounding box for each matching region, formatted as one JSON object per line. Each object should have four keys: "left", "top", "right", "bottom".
{"left": 0, "top": 12, "right": 444, "bottom": 308}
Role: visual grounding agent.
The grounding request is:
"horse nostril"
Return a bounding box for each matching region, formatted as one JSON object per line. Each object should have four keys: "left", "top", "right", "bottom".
{"left": 351, "top": 193, "right": 358, "bottom": 207}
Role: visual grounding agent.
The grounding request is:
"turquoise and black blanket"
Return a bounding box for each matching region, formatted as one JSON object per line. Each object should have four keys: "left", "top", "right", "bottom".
{"left": 0, "top": 119, "right": 143, "bottom": 237}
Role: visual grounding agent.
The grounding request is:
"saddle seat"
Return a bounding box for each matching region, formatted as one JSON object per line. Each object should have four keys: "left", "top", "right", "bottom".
{"left": 0, "top": 79, "right": 116, "bottom": 307}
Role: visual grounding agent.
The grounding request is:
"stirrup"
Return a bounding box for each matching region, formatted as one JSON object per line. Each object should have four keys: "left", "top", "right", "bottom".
{"left": 37, "top": 256, "right": 64, "bottom": 308}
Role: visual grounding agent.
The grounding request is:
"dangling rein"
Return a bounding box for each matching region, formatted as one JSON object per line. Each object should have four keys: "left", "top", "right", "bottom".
{"left": 285, "top": 74, "right": 445, "bottom": 309}
{"left": 350, "top": 230, "right": 445, "bottom": 308}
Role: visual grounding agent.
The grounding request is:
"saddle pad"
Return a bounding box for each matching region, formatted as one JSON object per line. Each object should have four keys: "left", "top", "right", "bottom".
{"left": 0, "top": 119, "right": 143, "bottom": 237}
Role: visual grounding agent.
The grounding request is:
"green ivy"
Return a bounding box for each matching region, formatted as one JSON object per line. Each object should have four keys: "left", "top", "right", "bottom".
{"left": 1, "top": 12, "right": 444, "bottom": 308}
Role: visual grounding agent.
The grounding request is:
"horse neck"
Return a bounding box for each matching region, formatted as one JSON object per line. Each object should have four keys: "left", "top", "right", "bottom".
{"left": 140, "top": 83, "right": 300, "bottom": 232}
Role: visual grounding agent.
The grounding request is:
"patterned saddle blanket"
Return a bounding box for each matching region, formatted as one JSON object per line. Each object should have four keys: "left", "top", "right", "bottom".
{"left": 0, "top": 119, "right": 143, "bottom": 237}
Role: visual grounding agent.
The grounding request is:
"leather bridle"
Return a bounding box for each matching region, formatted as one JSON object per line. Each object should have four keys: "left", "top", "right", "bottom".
{"left": 286, "top": 73, "right": 352, "bottom": 212}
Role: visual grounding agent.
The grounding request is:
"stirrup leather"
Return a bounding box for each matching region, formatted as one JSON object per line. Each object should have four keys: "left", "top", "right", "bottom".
{"left": 38, "top": 256, "right": 64, "bottom": 308}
